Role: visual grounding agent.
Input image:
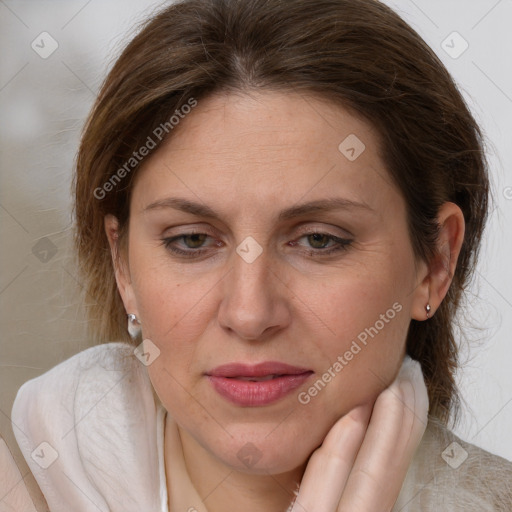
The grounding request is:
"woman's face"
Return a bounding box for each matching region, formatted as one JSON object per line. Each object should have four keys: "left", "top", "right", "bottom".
{"left": 118, "top": 91, "right": 428, "bottom": 474}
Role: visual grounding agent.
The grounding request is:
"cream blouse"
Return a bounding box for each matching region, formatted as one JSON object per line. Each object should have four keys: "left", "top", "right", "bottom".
{"left": 3, "top": 342, "right": 511, "bottom": 511}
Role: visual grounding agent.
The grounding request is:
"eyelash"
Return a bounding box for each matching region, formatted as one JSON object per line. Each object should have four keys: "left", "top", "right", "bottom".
{"left": 161, "top": 231, "right": 353, "bottom": 258}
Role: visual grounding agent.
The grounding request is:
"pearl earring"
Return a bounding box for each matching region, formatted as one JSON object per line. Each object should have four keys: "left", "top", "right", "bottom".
{"left": 425, "top": 304, "right": 431, "bottom": 320}
{"left": 127, "top": 313, "right": 141, "bottom": 339}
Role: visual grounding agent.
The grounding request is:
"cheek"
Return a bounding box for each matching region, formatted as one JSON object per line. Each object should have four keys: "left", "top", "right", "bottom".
{"left": 133, "top": 275, "right": 208, "bottom": 382}
{"left": 297, "top": 264, "right": 411, "bottom": 416}
{"left": 129, "top": 241, "right": 219, "bottom": 344}
{"left": 127, "top": 252, "right": 214, "bottom": 403}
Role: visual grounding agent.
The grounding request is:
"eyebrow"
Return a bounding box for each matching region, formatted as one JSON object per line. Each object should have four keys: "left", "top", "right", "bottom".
{"left": 142, "top": 197, "right": 375, "bottom": 220}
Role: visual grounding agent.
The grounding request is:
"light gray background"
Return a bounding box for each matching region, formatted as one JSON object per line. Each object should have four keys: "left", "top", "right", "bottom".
{"left": 1, "top": 0, "right": 511, "bottom": 480}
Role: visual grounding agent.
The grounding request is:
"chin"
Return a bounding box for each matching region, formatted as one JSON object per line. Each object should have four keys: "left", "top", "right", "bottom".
{"left": 205, "top": 425, "right": 317, "bottom": 475}
{"left": 223, "top": 447, "right": 309, "bottom": 476}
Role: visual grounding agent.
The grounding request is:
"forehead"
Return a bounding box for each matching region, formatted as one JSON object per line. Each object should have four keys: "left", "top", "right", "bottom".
{"left": 153, "top": 90, "right": 380, "bottom": 162}
{"left": 131, "top": 90, "right": 400, "bottom": 218}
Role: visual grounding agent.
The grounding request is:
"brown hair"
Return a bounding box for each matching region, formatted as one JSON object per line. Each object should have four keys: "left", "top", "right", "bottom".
{"left": 74, "top": 0, "right": 489, "bottom": 424}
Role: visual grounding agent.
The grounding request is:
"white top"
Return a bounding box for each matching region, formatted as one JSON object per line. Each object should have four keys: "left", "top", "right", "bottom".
{"left": 156, "top": 403, "right": 169, "bottom": 510}
{"left": 8, "top": 342, "right": 512, "bottom": 511}
{"left": 11, "top": 342, "right": 168, "bottom": 512}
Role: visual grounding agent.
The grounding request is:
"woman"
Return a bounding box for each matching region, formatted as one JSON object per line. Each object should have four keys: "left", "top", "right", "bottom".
{"left": 3, "top": 0, "right": 511, "bottom": 510}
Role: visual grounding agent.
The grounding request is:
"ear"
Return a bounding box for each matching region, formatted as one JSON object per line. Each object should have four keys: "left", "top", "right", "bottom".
{"left": 410, "top": 202, "right": 465, "bottom": 321}
{"left": 104, "top": 214, "right": 139, "bottom": 318}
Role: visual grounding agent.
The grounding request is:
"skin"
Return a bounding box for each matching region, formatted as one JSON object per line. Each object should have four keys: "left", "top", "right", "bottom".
{"left": 105, "top": 90, "right": 465, "bottom": 511}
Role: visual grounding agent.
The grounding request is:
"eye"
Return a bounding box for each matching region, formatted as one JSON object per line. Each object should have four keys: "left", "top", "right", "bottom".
{"left": 292, "top": 232, "right": 353, "bottom": 256}
{"left": 161, "top": 232, "right": 219, "bottom": 257}
{"left": 305, "top": 233, "right": 332, "bottom": 249}
{"left": 161, "top": 230, "right": 353, "bottom": 259}
{"left": 180, "top": 233, "right": 208, "bottom": 248}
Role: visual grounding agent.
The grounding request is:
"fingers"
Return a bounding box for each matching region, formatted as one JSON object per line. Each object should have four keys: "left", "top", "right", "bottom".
{"left": 290, "top": 404, "right": 372, "bottom": 512}
{"left": 336, "top": 356, "right": 429, "bottom": 512}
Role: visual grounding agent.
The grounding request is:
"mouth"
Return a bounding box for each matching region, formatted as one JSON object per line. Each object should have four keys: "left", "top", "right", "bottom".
{"left": 206, "top": 362, "right": 314, "bottom": 407}
{"left": 235, "top": 374, "right": 284, "bottom": 382}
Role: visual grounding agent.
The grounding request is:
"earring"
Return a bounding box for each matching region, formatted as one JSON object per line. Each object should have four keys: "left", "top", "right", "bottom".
{"left": 425, "top": 304, "right": 431, "bottom": 320}
{"left": 127, "top": 313, "right": 141, "bottom": 339}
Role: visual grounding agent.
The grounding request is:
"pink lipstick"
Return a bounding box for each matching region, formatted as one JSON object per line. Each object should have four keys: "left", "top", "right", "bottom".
{"left": 206, "top": 362, "right": 313, "bottom": 407}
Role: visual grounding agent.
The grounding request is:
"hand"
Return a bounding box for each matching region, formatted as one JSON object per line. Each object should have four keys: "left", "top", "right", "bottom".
{"left": 290, "top": 356, "right": 429, "bottom": 512}
{"left": 0, "top": 436, "right": 40, "bottom": 512}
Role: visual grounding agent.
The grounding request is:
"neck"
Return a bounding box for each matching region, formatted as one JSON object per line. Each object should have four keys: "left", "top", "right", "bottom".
{"left": 172, "top": 425, "right": 304, "bottom": 512}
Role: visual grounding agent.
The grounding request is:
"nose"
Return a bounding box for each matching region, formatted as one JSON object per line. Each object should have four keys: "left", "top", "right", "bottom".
{"left": 217, "top": 246, "right": 291, "bottom": 342}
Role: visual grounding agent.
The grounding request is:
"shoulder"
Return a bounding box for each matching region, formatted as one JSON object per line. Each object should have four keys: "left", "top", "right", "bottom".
{"left": 11, "top": 342, "right": 138, "bottom": 449}
{"left": 12, "top": 342, "right": 135, "bottom": 401}
{"left": 11, "top": 342, "right": 164, "bottom": 512}
{"left": 395, "top": 418, "right": 512, "bottom": 511}
{"left": 12, "top": 341, "right": 148, "bottom": 415}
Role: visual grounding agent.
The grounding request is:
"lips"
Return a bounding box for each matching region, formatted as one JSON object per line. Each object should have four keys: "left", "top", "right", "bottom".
{"left": 206, "top": 362, "right": 313, "bottom": 406}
